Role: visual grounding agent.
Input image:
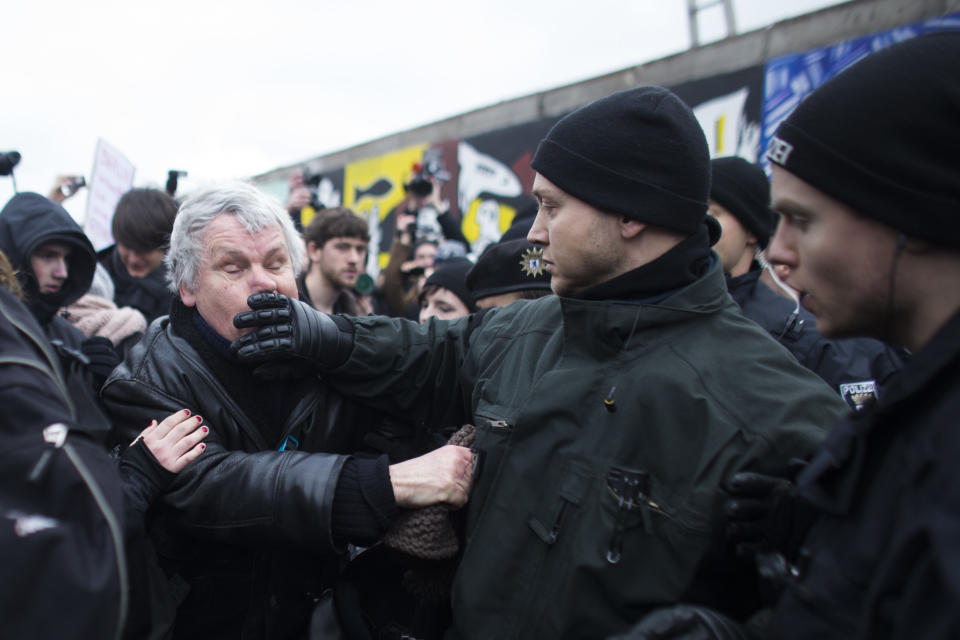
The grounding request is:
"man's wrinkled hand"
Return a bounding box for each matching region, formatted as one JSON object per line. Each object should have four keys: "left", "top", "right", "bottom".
{"left": 389, "top": 444, "right": 475, "bottom": 509}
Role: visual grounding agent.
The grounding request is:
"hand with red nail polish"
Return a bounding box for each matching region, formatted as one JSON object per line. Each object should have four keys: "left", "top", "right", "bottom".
{"left": 132, "top": 409, "right": 210, "bottom": 473}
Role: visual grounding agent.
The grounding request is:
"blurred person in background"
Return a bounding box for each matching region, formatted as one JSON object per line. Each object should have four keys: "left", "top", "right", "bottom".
{"left": 298, "top": 207, "right": 371, "bottom": 315}
{"left": 99, "top": 188, "right": 178, "bottom": 323}
{"left": 418, "top": 256, "right": 476, "bottom": 323}
{"left": 378, "top": 208, "right": 440, "bottom": 319}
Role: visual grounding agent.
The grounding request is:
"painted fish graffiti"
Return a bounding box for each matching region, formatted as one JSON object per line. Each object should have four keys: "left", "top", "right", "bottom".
{"left": 457, "top": 141, "right": 522, "bottom": 212}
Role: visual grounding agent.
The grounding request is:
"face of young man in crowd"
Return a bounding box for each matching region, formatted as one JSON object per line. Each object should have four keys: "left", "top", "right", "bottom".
{"left": 767, "top": 166, "right": 899, "bottom": 340}
{"left": 180, "top": 214, "right": 298, "bottom": 341}
{"left": 311, "top": 236, "right": 367, "bottom": 290}
{"left": 30, "top": 241, "right": 71, "bottom": 294}
{"left": 419, "top": 287, "right": 471, "bottom": 324}
{"left": 528, "top": 173, "right": 624, "bottom": 297}
{"left": 708, "top": 201, "right": 754, "bottom": 275}
{"left": 117, "top": 243, "right": 166, "bottom": 278}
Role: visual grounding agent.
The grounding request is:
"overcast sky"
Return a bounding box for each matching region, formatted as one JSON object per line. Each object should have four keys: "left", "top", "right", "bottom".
{"left": 1, "top": 0, "right": 846, "bottom": 222}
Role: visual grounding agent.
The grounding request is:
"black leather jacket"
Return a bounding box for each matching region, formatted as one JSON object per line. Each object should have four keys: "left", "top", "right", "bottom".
{"left": 102, "top": 301, "right": 386, "bottom": 639}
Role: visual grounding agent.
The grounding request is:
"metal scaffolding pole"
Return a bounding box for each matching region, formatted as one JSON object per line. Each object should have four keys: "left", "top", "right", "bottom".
{"left": 687, "top": 0, "right": 738, "bottom": 47}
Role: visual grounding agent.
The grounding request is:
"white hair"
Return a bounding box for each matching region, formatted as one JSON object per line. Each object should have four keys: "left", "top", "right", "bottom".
{"left": 165, "top": 181, "right": 305, "bottom": 294}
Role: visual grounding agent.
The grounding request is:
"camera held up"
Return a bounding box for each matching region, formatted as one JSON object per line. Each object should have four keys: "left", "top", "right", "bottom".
{"left": 302, "top": 170, "right": 328, "bottom": 212}
{"left": 403, "top": 149, "right": 450, "bottom": 198}
{"left": 59, "top": 175, "right": 86, "bottom": 198}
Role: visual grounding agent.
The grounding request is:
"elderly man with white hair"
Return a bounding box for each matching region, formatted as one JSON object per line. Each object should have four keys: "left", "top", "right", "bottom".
{"left": 102, "top": 181, "right": 472, "bottom": 640}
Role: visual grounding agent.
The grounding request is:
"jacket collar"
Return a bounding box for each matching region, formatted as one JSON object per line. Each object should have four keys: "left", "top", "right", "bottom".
{"left": 878, "top": 307, "right": 960, "bottom": 408}
{"left": 578, "top": 223, "right": 712, "bottom": 303}
{"left": 798, "top": 307, "right": 960, "bottom": 515}
{"left": 557, "top": 255, "right": 729, "bottom": 351}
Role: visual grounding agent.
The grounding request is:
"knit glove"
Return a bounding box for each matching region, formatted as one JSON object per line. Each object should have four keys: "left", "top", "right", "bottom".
{"left": 80, "top": 336, "right": 121, "bottom": 389}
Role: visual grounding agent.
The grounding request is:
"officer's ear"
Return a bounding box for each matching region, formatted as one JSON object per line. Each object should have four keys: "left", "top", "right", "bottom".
{"left": 620, "top": 218, "right": 647, "bottom": 239}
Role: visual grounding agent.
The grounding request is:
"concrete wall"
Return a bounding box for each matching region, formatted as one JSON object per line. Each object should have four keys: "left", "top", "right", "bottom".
{"left": 252, "top": 0, "right": 957, "bottom": 185}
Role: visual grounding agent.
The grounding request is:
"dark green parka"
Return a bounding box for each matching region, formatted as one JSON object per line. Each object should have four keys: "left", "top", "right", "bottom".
{"left": 331, "top": 257, "right": 845, "bottom": 639}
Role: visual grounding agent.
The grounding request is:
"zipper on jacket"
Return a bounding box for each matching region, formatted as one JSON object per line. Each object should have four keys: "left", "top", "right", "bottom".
{"left": 528, "top": 501, "right": 569, "bottom": 545}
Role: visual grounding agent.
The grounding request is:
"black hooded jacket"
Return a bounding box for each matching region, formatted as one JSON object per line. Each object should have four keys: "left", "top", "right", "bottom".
{"left": 0, "top": 192, "right": 112, "bottom": 436}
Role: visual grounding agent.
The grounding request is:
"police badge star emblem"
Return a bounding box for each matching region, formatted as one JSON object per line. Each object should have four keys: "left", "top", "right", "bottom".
{"left": 519, "top": 246, "right": 545, "bottom": 277}
{"left": 839, "top": 380, "right": 878, "bottom": 411}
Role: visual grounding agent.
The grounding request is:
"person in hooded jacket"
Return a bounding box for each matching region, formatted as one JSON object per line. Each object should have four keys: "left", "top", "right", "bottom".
{"left": 0, "top": 192, "right": 118, "bottom": 440}
{"left": 0, "top": 250, "right": 208, "bottom": 639}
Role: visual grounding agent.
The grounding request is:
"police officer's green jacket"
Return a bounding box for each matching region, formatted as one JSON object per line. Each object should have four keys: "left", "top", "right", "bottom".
{"left": 330, "top": 257, "right": 845, "bottom": 639}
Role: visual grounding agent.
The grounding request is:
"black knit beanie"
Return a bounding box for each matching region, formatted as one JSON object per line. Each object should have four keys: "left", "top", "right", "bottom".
{"left": 710, "top": 157, "right": 777, "bottom": 248}
{"left": 531, "top": 86, "right": 710, "bottom": 235}
{"left": 422, "top": 257, "right": 477, "bottom": 312}
{"left": 767, "top": 31, "right": 960, "bottom": 249}
{"left": 466, "top": 238, "right": 551, "bottom": 300}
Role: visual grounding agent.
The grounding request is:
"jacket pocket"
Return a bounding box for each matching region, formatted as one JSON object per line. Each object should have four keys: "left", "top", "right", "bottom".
{"left": 600, "top": 465, "right": 714, "bottom": 565}
{"left": 527, "top": 457, "right": 593, "bottom": 546}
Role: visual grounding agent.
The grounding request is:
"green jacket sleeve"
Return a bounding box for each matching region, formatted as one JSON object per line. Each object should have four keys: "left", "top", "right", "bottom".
{"left": 329, "top": 312, "right": 483, "bottom": 429}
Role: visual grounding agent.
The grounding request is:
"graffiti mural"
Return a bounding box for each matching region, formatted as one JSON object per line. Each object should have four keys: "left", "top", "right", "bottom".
{"left": 671, "top": 65, "right": 765, "bottom": 162}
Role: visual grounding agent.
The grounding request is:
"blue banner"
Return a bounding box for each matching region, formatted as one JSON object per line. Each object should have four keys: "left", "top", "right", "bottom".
{"left": 760, "top": 12, "right": 960, "bottom": 170}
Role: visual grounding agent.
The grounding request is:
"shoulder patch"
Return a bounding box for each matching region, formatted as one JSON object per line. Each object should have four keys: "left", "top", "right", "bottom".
{"left": 839, "top": 380, "right": 878, "bottom": 411}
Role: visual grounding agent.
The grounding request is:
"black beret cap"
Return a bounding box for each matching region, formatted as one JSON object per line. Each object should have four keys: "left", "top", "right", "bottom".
{"left": 466, "top": 239, "right": 551, "bottom": 300}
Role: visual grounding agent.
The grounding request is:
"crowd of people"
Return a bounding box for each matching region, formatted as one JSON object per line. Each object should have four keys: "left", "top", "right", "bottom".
{"left": 2, "top": 31, "right": 959, "bottom": 639}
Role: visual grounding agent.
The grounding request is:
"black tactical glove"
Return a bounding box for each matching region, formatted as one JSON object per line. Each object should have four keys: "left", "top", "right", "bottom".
{"left": 608, "top": 605, "right": 749, "bottom": 640}
{"left": 80, "top": 336, "right": 121, "bottom": 389}
{"left": 725, "top": 458, "right": 812, "bottom": 562}
{"left": 231, "top": 292, "right": 354, "bottom": 377}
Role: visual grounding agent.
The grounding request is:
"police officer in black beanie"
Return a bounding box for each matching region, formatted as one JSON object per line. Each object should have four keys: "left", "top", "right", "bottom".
{"left": 710, "top": 156, "right": 904, "bottom": 404}
{"left": 229, "top": 85, "right": 843, "bottom": 639}
{"left": 731, "top": 31, "right": 960, "bottom": 640}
